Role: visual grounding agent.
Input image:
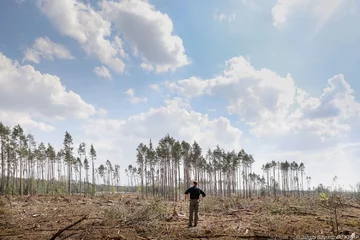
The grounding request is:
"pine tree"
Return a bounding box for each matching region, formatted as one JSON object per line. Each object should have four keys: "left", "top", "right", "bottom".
{"left": 63, "top": 131, "right": 74, "bottom": 195}
{"left": 90, "top": 144, "right": 96, "bottom": 196}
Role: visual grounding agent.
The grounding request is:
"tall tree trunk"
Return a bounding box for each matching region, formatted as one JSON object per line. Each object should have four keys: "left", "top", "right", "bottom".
{"left": 145, "top": 161, "right": 148, "bottom": 198}
{"left": 178, "top": 160, "right": 180, "bottom": 201}
{"left": 0, "top": 137, "right": 5, "bottom": 195}
{"left": 273, "top": 168, "right": 276, "bottom": 197}
{"left": 12, "top": 157, "right": 17, "bottom": 195}
{"left": 19, "top": 154, "right": 23, "bottom": 196}
{"left": 214, "top": 170, "right": 217, "bottom": 196}
{"left": 92, "top": 160, "right": 95, "bottom": 195}
{"left": 6, "top": 146, "right": 10, "bottom": 193}
{"left": 68, "top": 163, "right": 71, "bottom": 194}
{"left": 79, "top": 165, "right": 82, "bottom": 194}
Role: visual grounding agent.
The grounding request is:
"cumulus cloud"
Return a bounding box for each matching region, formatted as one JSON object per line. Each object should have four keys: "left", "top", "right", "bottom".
{"left": 165, "top": 57, "right": 295, "bottom": 122}
{"left": 23, "top": 37, "right": 74, "bottom": 63}
{"left": 163, "top": 56, "right": 360, "bottom": 152}
{"left": 100, "top": 0, "right": 189, "bottom": 73}
{"left": 262, "top": 74, "right": 360, "bottom": 151}
{"left": 0, "top": 52, "right": 97, "bottom": 122}
{"left": 37, "top": 0, "right": 125, "bottom": 73}
{"left": 94, "top": 66, "right": 112, "bottom": 79}
{"left": 83, "top": 97, "right": 243, "bottom": 166}
{"left": 36, "top": 0, "right": 189, "bottom": 74}
{"left": 124, "top": 88, "right": 147, "bottom": 104}
{"left": 300, "top": 75, "right": 360, "bottom": 120}
{"left": 272, "top": 0, "right": 344, "bottom": 29}
{"left": 164, "top": 77, "right": 209, "bottom": 98}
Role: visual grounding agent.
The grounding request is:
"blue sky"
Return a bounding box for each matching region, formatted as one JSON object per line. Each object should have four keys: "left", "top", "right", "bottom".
{"left": 0, "top": 0, "right": 359, "bottom": 188}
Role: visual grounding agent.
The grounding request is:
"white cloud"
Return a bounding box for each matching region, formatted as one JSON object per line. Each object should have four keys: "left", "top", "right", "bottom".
{"left": 22, "top": 48, "right": 42, "bottom": 64}
{"left": 164, "top": 77, "right": 208, "bottom": 98}
{"left": 149, "top": 84, "right": 160, "bottom": 92}
{"left": 37, "top": 0, "right": 189, "bottom": 74}
{"left": 140, "top": 63, "right": 154, "bottom": 72}
{"left": 23, "top": 37, "right": 74, "bottom": 63}
{"left": 258, "top": 74, "right": 360, "bottom": 151}
{"left": 272, "top": 0, "right": 344, "bottom": 29}
{"left": 163, "top": 56, "right": 360, "bottom": 153}
{"left": 165, "top": 57, "right": 296, "bottom": 123}
{"left": 97, "top": 108, "right": 108, "bottom": 117}
{"left": 300, "top": 75, "right": 360, "bottom": 120}
{"left": 262, "top": 74, "right": 360, "bottom": 147}
{"left": 214, "top": 9, "right": 236, "bottom": 23}
{"left": 37, "top": 0, "right": 125, "bottom": 73}
{"left": 0, "top": 52, "right": 98, "bottom": 123}
{"left": 113, "top": 36, "right": 128, "bottom": 59}
{"left": 124, "top": 88, "right": 147, "bottom": 104}
{"left": 94, "top": 66, "right": 112, "bottom": 79}
{"left": 100, "top": 0, "right": 189, "bottom": 73}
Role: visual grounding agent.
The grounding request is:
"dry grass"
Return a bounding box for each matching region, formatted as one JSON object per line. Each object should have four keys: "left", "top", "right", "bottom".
{"left": 0, "top": 194, "right": 359, "bottom": 239}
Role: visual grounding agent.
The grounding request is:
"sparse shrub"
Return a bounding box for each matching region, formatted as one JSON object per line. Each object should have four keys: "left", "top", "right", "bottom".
{"left": 104, "top": 204, "right": 129, "bottom": 220}
{"left": 318, "top": 192, "right": 344, "bottom": 235}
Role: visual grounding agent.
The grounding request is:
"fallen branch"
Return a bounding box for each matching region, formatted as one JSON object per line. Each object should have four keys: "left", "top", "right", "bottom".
{"left": 60, "top": 232, "right": 80, "bottom": 240}
{"left": 49, "top": 215, "right": 88, "bottom": 240}
{"left": 27, "top": 226, "right": 118, "bottom": 231}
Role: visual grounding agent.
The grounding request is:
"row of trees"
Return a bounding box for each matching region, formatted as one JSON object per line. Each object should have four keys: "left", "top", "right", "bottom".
{"left": 2, "top": 122, "right": 357, "bottom": 199}
{"left": 0, "top": 122, "right": 120, "bottom": 196}
{"left": 134, "top": 134, "right": 312, "bottom": 201}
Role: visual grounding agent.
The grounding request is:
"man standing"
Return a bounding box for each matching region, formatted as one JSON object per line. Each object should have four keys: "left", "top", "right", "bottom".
{"left": 184, "top": 181, "right": 206, "bottom": 227}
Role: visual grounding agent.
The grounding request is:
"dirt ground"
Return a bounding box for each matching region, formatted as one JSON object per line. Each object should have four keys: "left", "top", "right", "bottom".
{"left": 1, "top": 194, "right": 359, "bottom": 240}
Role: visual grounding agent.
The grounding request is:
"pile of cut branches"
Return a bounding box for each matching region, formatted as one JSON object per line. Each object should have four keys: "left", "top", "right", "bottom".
{"left": 104, "top": 200, "right": 168, "bottom": 226}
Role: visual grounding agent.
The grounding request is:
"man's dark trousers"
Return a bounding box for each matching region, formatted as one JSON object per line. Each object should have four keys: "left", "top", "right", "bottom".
{"left": 189, "top": 199, "right": 199, "bottom": 226}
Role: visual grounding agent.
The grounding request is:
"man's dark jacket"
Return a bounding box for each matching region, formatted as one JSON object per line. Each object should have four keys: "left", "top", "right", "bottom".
{"left": 184, "top": 186, "right": 206, "bottom": 200}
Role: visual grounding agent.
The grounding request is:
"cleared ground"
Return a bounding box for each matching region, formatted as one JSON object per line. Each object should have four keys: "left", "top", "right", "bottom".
{"left": 1, "top": 194, "right": 359, "bottom": 239}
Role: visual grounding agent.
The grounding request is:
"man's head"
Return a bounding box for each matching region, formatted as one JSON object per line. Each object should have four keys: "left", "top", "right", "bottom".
{"left": 193, "top": 180, "right": 198, "bottom": 186}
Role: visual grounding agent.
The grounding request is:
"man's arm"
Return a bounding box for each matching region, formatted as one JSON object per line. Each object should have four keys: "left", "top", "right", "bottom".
{"left": 184, "top": 188, "right": 190, "bottom": 201}
{"left": 200, "top": 190, "right": 206, "bottom": 198}
{"left": 184, "top": 194, "right": 190, "bottom": 201}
